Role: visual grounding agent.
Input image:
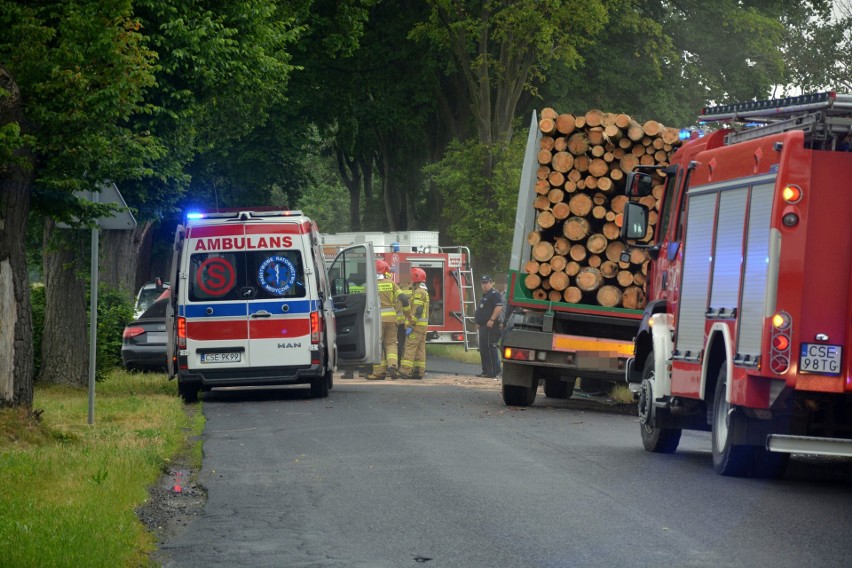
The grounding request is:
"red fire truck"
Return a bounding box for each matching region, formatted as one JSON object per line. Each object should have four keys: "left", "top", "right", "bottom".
{"left": 321, "top": 231, "right": 478, "bottom": 349}
{"left": 621, "top": 91, "right": 852, "bottom": 477}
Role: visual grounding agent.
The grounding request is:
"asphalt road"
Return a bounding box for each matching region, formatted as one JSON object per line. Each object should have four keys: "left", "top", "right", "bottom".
{"left": 161, "top": 363, "right": 852, "bottom": 568}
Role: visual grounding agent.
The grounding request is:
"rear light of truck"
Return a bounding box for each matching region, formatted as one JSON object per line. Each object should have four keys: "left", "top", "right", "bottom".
{"left": 310, "top": 311, "right": 321, "bottom": 343}
{"left": 769, "top": 311, "right": 792, "bottom": 374}
{"left": 504, "top": 347, "right": 535, "bottom": 361}
{"left": 177, "top": 316, "right": 187, "bottom": 348}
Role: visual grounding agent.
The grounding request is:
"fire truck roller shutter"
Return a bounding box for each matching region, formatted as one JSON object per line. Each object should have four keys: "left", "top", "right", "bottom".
{"left": 676, "top": 192, "right": 716, "bottom": 358}
{"left": 736, "top": 181, "right": 776, "bottom": 359}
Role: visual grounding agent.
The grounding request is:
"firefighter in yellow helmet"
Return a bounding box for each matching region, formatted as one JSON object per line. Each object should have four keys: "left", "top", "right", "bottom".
{"left": 399, "top": 267, "right": 430, "bottom": 379}
{"left": 366, "top": 259, "right": 407, "bottom": 380}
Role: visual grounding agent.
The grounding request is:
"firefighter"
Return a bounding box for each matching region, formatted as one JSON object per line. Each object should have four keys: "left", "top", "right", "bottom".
{"left": 366, "top": 259, "right": 406, "bottom": 380}
{"left": 399, "top": 268, "right": 430, "bottom": 379}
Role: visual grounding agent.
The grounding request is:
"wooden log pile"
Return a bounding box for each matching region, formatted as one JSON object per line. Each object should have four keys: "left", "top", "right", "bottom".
{"left": 525, "top": 107, "right": 680, "bottom": 310}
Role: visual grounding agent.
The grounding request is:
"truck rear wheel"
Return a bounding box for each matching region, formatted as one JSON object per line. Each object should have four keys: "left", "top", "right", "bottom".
{"left": 638, "top": 357, "right": 681, "bottom": 453}
{"left": 502, "top": 384, "right": 536, "bottom": 406}
{"left": 544, "top": 377, "right": 575, "bottom": 399}
{"left": 501, "top": 362, "right": 536, "bottom": 406}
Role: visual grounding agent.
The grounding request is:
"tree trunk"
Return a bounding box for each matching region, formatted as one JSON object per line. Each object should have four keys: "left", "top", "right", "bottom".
{"left": 100, "top": 222, "right": 153, "bottom": 298}
{"left": 0, "top": 66, "right": 34, "bottom": 409}
{"left": 39, "top": 220, "right": 89, "bottom": 387}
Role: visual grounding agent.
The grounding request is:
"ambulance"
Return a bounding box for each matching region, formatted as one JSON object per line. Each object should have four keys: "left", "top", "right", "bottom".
{"left": 165, "top": 209, "right": 381, "bottom": 402}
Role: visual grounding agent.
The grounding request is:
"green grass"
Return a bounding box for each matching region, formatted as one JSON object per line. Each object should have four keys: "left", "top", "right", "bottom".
{"left": 426, "top": 343, "right": 481, "bottom": 365}
{"left": 0, "top": 370, "right": 202, "bottom": 568}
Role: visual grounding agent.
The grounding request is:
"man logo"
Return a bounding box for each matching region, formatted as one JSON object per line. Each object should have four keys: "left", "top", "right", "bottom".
{"left": 278, "top": 342, "right": 302, "bottom": 349}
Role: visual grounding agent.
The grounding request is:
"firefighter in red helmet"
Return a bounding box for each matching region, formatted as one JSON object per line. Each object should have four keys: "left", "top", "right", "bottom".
{"left": 367, "top": 259, "right": 407, "bottom": 380}
{"left": 399, "top": 267, "right": 430, "bottom": 379}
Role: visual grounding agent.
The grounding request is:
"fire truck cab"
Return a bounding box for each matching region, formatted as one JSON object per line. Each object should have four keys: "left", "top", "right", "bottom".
{"left": 166, "top": 209, "right": 381, "bottom": 402}
{"left": 621, "top": 91, "right": 852, "bottom": 477}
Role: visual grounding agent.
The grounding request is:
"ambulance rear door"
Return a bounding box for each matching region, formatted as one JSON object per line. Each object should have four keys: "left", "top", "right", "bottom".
{"left": 183, "top": 223, "right": 251, "bottom": 371}
{"left": 328, "top": 244, "right": 381, "bottom": 366}
{"left": 244, "top": 222, "right": 313, "bottom": 369}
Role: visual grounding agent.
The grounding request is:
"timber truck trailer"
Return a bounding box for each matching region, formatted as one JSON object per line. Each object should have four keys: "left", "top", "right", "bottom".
{"left": 500, "top": 112, "right": 642, "bottom": 407}
{"left": 619, "top": 91, "right": 852, "bottom": 477}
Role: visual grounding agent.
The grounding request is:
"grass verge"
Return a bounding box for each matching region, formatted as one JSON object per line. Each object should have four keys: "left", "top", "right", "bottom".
{"left": 426, "top": 343, "right": 481, "bottom": 365}
{"left": 0, "top": 369, "right": 201, "bottom": 567}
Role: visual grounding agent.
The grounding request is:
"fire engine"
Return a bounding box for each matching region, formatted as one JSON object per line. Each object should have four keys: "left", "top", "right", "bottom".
{"left": 621, "top": 91, "right": 852, "bottom": 477}
{"left": 320, "top": 231, "right": 478, "bottom": 349}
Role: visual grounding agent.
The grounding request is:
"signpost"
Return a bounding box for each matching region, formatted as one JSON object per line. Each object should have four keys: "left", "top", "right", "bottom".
{"left": 60, "top": 184, "right": 136, "bottom": 424}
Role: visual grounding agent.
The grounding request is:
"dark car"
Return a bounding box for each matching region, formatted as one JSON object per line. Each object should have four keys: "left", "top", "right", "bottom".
{"left": 122, "top": 293, "right": 169, "bottom": 371}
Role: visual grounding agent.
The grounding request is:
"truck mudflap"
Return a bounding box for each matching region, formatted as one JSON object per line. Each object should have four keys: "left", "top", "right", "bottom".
{"left": 766, "top": 434, "right": 852, "bottom": 457}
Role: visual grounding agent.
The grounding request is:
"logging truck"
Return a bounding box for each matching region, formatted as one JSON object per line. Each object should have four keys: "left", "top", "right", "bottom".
{"left": 620, "top": 91, "right": 852, "bottom": 477}
{"left": 320, "top": 231, "right": 479, "bottom": 349}
{"left": 499, "top": 108, "right": 682, "bottom": 406}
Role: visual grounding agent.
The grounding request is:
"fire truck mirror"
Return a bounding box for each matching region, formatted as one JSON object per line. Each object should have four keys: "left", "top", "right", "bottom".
{"left": 621, "top": 202, "right": 649, "bottom": 241}
{"left": 626, "top": 171, "right": 653, "bottom": 197}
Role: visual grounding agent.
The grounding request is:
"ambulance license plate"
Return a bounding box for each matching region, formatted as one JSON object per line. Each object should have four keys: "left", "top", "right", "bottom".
{"left": 201, "top": 352, "right": 241, "bottom": 364}
{"left": 799, "top": 344, "right": 842, "bottom": 376}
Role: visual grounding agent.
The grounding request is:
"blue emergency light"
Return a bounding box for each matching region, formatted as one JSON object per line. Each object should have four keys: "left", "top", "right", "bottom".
{"left": 186, "top": 212, "right": 206, "bottom": 220}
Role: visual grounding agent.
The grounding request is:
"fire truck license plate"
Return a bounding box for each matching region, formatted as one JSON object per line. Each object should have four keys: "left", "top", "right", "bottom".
{"left": 201, "top": 352, "right": 241, "bottom": 364}
{"left": 799, "top": 344, "right": 842, "bottom": 375}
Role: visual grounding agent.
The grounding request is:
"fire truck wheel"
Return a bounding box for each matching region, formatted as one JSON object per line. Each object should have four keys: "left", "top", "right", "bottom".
{"left": 178, "top": 380, "right": 199, "bottom": 404}
{"left": 711, "top": 365, "right": 756, "bottom": 476}
{"left": 543, "top": 377, "right": 575, "bottom": 399}
{"left": 638, "top": 356, "right": 681, "bottom": 453}
{"left": 310, "top": 371, "right": 331, "bottom": 399}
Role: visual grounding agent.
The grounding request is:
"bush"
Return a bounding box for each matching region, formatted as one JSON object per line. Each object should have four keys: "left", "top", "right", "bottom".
{"left": 94, "top": 285, "right": 134, "bottom": 380}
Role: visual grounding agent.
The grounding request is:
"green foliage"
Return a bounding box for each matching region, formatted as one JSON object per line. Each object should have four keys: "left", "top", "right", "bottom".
{"left": 0, "top": 0, "right": 161, "bottom": 222}
{"left": 425, "top": 132, "right": 524, "bottom": 275}
{"left": 94, "top": 285, "right": 134, "bottom": 379}
{"left": 781, "top": 1, "right": 852, "bottom": 93}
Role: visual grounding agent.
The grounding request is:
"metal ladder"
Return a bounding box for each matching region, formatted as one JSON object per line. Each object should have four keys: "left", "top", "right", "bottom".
{"left": 700, "top": 91, "right": 852, "bottom": 148}
{"left": 444, "top": 246, "right": 478, "bottom": 351}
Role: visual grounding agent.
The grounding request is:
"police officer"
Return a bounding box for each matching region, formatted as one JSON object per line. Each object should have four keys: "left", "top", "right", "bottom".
{"left": 475, "top": 275, "right": 503, "bottom": 378}
{"left": 399, "top": 268, "right": 430, "bottom": 379}
{"left": 367, "top": 259, "right": 406, "bottom": 380}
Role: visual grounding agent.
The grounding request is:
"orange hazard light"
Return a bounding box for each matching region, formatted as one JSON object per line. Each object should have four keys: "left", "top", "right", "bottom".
{"left": 782, "top": 185, "right": 802, "bottom": 203}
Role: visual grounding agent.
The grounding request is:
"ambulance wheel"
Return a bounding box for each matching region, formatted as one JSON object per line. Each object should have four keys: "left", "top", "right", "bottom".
{"left": 543, "top": 377, "right": 575, "bottom": 399}
{"left": 178, "top": 380, "right": 199, "bottom": 404}
{"left": 310, "top": 373, "right": 330, "bottom": 398}
{"left": 712, "top": 365, "right": 756, "bottom": 476}
{"left": 638, "top": 356, "right": 681, "bottom": 453}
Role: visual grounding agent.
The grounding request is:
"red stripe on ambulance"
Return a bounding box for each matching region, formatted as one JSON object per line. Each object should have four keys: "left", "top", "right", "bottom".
{"left": 249, "top": 319, "right": 311, "bottom": 339}
{"left": 187, "top": 320, "right": 248, "bottom": 341}
{"left": 245, "top": 223, "right": 311, "bottom": 235}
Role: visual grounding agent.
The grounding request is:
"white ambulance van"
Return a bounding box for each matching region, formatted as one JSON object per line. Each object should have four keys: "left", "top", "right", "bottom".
{"left": 165, "top": 209, "right": 381, "bottom": 402}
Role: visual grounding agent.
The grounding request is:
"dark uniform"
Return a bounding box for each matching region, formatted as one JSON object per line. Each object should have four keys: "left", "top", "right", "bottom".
{"left": 475, "top": 275, "right": 503, "bottom": 378}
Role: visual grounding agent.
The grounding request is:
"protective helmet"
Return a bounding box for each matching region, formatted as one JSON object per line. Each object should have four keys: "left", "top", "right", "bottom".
{"left": 375, "top": 259, "right": 390, "bottom": 274}
{"left": 411, "top": 268, "right": 426, "bottom": 283}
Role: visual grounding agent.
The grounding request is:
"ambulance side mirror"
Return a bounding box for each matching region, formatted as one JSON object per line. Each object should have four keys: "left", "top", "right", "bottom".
{"left": 625, "top": 172, "right": 653, "bottom": 198}
{"left": 620, "top": 202, "right": 649, "bottom": 241}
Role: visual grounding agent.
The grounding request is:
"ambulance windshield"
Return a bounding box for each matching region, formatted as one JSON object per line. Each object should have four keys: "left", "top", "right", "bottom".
{"left": 188, "top": 250, "right": 307, "bottom": 302}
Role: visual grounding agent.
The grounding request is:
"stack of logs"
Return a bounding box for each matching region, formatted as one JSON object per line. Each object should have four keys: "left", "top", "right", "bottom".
{"left": 525, "top": 107, "right": 679, "bottom": 310}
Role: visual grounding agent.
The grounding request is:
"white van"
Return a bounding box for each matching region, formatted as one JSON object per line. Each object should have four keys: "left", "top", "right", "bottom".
{"left": 165, "top": 209, "right": 381, "bottom": 402}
